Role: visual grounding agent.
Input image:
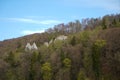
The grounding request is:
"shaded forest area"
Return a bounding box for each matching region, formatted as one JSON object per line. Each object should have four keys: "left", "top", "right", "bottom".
{"left": 0, "top": 14, "right": 120, "bottom": 80}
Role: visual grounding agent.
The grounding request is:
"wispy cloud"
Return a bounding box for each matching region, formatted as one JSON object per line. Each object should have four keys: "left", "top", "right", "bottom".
{"left": 6, "top": 18, "right": 61, "bottom": 25}
{"left": 21, "top": 30, "right": 45, "bottom": 35}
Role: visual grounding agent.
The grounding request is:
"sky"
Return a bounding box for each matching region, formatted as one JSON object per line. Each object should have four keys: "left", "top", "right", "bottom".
{"left": 0, "top": 0, "right": 120, "bottom": 41}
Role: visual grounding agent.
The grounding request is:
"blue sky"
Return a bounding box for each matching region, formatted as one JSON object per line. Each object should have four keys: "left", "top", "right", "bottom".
{"left": 0, "top": 0, "right": 120, "bottom": 41}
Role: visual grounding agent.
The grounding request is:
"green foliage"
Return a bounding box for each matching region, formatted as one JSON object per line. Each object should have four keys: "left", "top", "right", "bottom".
{"left": 75, "top": 20, "right": 82, "bottom": 32}
{"left": 60, "top": 49, "right": 65, "bottom": 61}
{"left": 112, "top": 19, "right": 120, "bottom": 27}
{"left": 102, "top": 18, "right": 107, "bottom": 29}
{"left": 54, "top": 40, "right": 63, "bottom": 49}
{"left": 79, "top": 31, "right": 90, "bottom": 42}
{"left": 94, "top": 40, "right": 106, "bottom": 49}
{"left": 6, "top": 69, "right": 16, "bottom": 80}
{"left": 4, "top": 51, "right": 17, "bottom": 67}
{"left": 0, "top": 14, "right": 120, "bottom": 80}
{"left": 63, "top": 58, "right": 71, "bottom": 68}
{"left": 83, "top": 48, "right": 92, "bottom": 77}
{"left": 77, "top": 30, "right": 92, "bottom": 46}
{"left": 70, "top": 36, "right": 76, "bottom": 46}
{"left": 41, "top": 62, "right": 52, "bottom": 80}
{"left": 92, "top": 40, "right": 106, "bottom": 80}
{"left": 28, "top": 66, "right": 35, "bottom": 80}
{"left": 17, "top": 42, "right": 22, "bottom": 48}
{"left": 77, "top": 69, "right": 86, "bottom": 80}
{"left": 31, "top": 51, "right": 39, "bottom": 63}
{"left": 28, "top": 52, "right": 39, "bottom": 80}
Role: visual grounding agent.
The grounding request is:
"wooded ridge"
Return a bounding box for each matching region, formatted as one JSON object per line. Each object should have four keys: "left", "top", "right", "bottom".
{"left": 0, "top": 14, "right": 120, "bottom": 80}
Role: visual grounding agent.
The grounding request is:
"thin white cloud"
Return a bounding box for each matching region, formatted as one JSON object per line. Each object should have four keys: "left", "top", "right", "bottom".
{"left": 26, "top": 16, "right": 55, "bottom": 19}
{"left": 7, "top": 18, "right": 61, "bottom": 25}
{"left": 21, "top": 30, "right": 45, "bottom": 35}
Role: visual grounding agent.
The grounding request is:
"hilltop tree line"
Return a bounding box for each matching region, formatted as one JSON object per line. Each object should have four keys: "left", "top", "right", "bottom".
{"left": 46, "top": 14, "right": 120, "bottom": 34}
{"left": 0, "top": 14, "right": 120, "bottom": 80}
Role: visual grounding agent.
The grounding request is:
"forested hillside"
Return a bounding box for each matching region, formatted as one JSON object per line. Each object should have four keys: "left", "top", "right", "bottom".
{"left": 0, "top": 14, "right": 120, "bottom": 80}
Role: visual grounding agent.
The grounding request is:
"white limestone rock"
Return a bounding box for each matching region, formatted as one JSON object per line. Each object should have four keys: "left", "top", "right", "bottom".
{"left": 55, "top": 35, "right": 67, "bottom": 41}
{"left": 49, "top": 40, "right": 53, "bottom": 44}
{"left": 25, "top": 43, "right": 32, "bottom": 51}
{"left": 31, "top": 42, "right": 38, "bottom": 50}
{"left": 44, "top": 42, "right": 49, "bottom": 47}
{"left": 44, "top": 35, "right": 67, "bottom": 47}
{"left": 25, "top": 42, "right": 38, "bottom": 51}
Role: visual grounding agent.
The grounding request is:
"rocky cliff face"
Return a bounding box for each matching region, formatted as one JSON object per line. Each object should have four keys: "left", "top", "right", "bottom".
{"left": 25, "top": 42, "right": 38, "bottom": 51}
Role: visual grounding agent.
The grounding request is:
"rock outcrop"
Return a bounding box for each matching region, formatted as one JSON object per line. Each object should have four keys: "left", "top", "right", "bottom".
{"left": 44, "top": 42, "right": 49, "bottom": 47}
{"left": 44, "top": 35, "right": 67, "bottom": 47}
{"left": 54, "top": 35, "right": 67, "bottom": 41}
{"left": 25, "top": 42, "right": 38, "bottom": 51}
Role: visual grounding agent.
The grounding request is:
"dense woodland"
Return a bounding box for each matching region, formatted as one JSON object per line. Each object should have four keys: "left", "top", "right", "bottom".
{"left": 0, "top": 14, "right": 120, "bottom": 80}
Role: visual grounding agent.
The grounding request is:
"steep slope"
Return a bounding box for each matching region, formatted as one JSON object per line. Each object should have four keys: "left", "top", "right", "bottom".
{"left": 0, "top": 33, "right": 52, "bottom": 55}
{"left": 0, "top": 27, "right": 120, "bottom": 80}
{"left": 0, "top": 13, "right": 120, "bottom": 80}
